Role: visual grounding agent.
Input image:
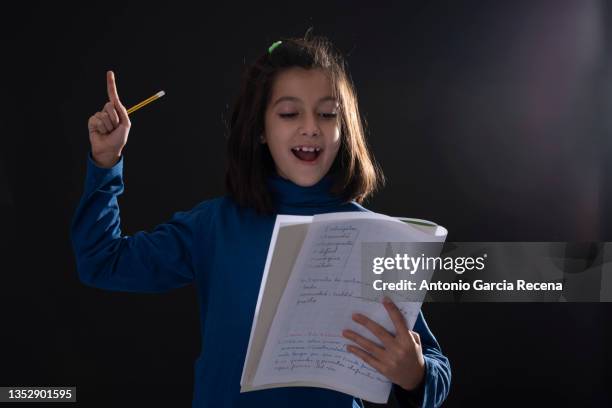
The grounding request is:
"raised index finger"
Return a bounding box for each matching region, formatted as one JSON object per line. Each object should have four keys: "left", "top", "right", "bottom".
{"left": 106, "top": 70, "right": 121, "bottom": 106}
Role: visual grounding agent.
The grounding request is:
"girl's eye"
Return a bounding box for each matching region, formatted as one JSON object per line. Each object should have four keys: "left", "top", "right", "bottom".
{"left": 278, "top": 113, "right": 337, "bottom": 119}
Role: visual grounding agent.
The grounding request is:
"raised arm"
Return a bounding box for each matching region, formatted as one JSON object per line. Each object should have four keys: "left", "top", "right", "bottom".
{"left": 70, "top": 71, "right": 200, "bottom": 293}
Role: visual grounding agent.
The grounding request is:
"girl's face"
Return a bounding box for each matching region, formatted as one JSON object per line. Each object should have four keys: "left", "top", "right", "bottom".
{"left": 263, "top": 67, "right": 341, "bottom": 187}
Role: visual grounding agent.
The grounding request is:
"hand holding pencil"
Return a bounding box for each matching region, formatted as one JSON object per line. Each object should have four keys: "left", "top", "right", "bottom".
{"left": 88, "top": 70, "right": 164, "bottom": 168}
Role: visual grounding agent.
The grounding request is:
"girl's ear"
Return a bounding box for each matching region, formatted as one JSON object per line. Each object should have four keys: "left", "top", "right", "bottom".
{"left": 260, "top": 134, "right": 266, "bottom": 144}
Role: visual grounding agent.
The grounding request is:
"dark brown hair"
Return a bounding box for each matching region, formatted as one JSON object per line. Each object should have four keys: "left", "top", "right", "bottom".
{"left": 224, "top": 29, "right": 385, "bottom": 215}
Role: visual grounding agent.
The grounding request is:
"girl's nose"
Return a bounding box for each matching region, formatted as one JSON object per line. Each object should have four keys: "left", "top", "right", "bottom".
{"left": 299, "top": 113, "right": 321, "bottom": 136}
{"left": 300, "top": 127, "right": 319, "bottom": 137}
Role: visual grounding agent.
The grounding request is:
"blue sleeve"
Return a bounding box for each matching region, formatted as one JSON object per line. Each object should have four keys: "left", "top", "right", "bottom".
{"left": 391, "top": 310, "right": 451, "bottom": 408}
{"left": 70, "top": 152, "right": 199, "bottom": 293}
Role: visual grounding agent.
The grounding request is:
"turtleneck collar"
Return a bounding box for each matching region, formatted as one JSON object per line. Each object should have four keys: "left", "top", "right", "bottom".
{"left": 266, "top": 172, "right": 347, "bottom": 213}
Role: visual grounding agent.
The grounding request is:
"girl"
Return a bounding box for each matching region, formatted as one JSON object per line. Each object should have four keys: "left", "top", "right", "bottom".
{"left": 71, "top": 32, "right": 451, "bottom": 408}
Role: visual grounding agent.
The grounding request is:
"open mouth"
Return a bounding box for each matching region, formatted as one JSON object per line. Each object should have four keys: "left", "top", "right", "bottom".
{"left": 291, "top": 146, "right": 322, "bottom": 162}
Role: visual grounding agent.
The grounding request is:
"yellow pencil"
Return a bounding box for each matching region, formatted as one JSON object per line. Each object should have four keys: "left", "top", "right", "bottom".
{"left": 127, "top": 90, "right": 166, "bottom": 115}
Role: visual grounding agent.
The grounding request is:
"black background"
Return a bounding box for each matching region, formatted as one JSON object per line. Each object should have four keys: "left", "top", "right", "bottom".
{"left": 2, "top": 1, "right": 611, "bottom": 407}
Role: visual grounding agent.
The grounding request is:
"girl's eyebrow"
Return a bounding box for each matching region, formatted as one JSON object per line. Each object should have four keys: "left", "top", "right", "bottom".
{"left": 272, "top": 96, "right": 337, "bottom": 107}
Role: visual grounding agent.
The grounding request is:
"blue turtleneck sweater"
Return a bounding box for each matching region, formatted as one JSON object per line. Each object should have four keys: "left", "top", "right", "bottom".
{"left": 70, "top": 153, "right": 451, "bottom": 408}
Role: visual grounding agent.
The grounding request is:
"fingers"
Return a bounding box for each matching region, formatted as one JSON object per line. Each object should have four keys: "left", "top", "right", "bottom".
{"left": 342, "top": 329, "right": 386, "bottom": 360}
{"left": 409, "top": 331, "right": 421, "bottom": 346}
{"left": 382, "top": 296, "right": 410, "bottom": 337}
{"left": 106, "top": 70, "right": 121, "bottom": 106}
{"left": 104, "top": 102, "right": 120, "bottom": 127}
{"left": 88, "top": 115, "right": 104, "bottom": 134}
{"left": 381, "top": 297, "right": 421, "bottom": 350}
{"left": 89, "top": 103, "right": 122, "bottom": 134}
{"left": 88, "top": 112, "right": 112, "bottom": 134}
{"left": 351, "top": 313, "right": 396, "bottom": 347}
{"left": 106, "top": 71, "right": 131, "bottom": 126}
{"left": 97, "top": 112, "right": 113, "bottom": 133}
{"left": 345, "top": 344, "right": 385, "bottom": 375}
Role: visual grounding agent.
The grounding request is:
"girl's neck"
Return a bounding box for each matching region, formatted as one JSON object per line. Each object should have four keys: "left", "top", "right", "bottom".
{"left": 266, "top": 171, "right": 345, "bottom": 213}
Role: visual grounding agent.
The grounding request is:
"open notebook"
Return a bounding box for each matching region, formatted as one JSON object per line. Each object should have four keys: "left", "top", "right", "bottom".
{"left": 240, "top": 211, "right": 448, "bottom": 403}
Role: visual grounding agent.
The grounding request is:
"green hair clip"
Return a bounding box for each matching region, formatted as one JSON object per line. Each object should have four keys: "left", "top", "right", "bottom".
{"left": 268, "top": 40, "right": 282, "bottom": 54}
